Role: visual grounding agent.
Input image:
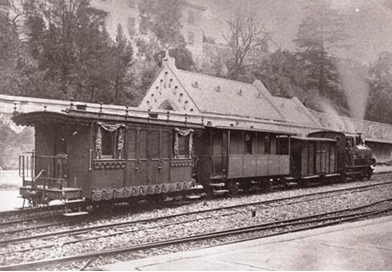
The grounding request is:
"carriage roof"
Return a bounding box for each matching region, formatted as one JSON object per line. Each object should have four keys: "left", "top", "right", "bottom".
{"left": 12, "top": 109, "right": 205, "bottom": 129}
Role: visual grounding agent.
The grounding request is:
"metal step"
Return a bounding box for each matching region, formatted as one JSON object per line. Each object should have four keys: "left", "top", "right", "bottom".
{"left": 186, "top": 195, "right": 201, "bottom": 200}
{"left": 192, "top": 184, "right": 204, "bottom": 190}
{"left": 213, "top": 189, "right": 229, "bottom": 195}
{"left": 63, "top": 211, "right": 89, "bottom": 217}
{"left": 286, "top": 182, "right": 297, "bottom": 186}
{"left": 62, "top": 199, "right": 85, "bottom": 204}
{"left": 210, "top": 183, "right": 226, "bottom": 188}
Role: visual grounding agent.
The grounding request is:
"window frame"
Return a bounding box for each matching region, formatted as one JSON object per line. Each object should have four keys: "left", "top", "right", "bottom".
{"left": 100, "top": 129, "right": 117, "bottom": 159}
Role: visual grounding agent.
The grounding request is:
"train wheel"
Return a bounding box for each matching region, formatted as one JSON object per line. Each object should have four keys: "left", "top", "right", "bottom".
{"left": 228, "top": 182, "right": 239, "bottom": 197}
{"left": 204, "top": 185, "right": 214, "bottom": 197}
{"left": 367, "top": 169, "right": 373, "bottom": 180}
{"left": 148, "top": 195, "right": 163, "bottom": 205}
{"left": 260, "top": 179, "right": 272, "bottom": 193}
{"left": 241, "top": 180, "right": 252, "bottom": 193}
{"left": 128, "top": 198, "right": 138, "bottom": 208}
{"left": 299, "top": 179, "right": 309, "bottom": 188}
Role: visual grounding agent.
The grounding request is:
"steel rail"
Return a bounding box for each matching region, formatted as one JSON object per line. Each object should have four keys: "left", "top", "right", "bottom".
{"left": 1, "top": 180, "right": 392, "bottom": 245}
{"left": 2, "top": 196, "right": 390, "bottom": 257}
{"left": 1, "top": 170, "right": 391, "bottom": 219}
{"left": 0, "top": 202, "right": 391, "bottom": 271}
{"left": 0, "top": 219, "right": 80, "bottom": 235}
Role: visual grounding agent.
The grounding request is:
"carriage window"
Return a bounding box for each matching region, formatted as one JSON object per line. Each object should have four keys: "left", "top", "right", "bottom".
{"left": 244, "top": 134, "right": 252, "bottom": 154}
{"left": 178, "top": 135, "right": 189, "bottom": 158}
{"left": 96, "top": 124, "right": 125, "bottom": 159}
{"left": 56, "top": 135, "right": 68, "bottom": 155}
{"left": 174, "top": 129, "right": 193, "bottom": 159}
{"left": 101, "top": 130, "right": 115, "bottom": 157}
{"left": 264, "top": 135, "right": 270, "bottom": 154}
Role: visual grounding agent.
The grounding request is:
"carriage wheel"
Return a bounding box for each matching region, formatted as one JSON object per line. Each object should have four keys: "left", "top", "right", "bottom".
{"left": 227, "top": 182, "right": 239, "bottom": 197}
{"left": 241, "top": 180, "right": 252, "bottom": 193}
{"left": 204, "top": 185, "right": 214, "bottom": 198}
{"left": 260, "top": 179, "right": 272, "bottom": 193}
{"left": 367, "top": 169, "right": 373, "bottom": 180}
{"left": 299, "top": 179, "right": 309, "bottom": 188}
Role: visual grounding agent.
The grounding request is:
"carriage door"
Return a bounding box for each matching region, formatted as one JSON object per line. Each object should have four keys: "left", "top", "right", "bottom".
{"left": 126, "top": 128, "right": 137, "bottom": 187}
{"left": 149, "top": 130, "right": 160, "bottom": 185}
{"left": 149, "top": 130, "right": 171, "bottom": 185}
{"left": 54, "top": 133, "right": 68, "bottom": 187}
{"left": 136, "top": 129, "right": 149, "bottom": 186}
{"left": 159, "top": 130, "right": 171, "bottom": 184}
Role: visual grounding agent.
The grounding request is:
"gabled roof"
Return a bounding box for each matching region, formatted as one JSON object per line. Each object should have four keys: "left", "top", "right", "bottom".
{"left": 174, "top": 69, "right": 286, "bottom": 121}
{"left": 272, "top": 96, "right": 319, "bottom": 126}
{"left": 138, "top": 52, "right": 326, "bottom": 133}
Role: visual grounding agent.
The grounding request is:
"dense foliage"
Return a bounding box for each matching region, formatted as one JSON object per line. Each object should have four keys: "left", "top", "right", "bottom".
{"left": 0, "top": 0, "right": 392, "bottom": 124}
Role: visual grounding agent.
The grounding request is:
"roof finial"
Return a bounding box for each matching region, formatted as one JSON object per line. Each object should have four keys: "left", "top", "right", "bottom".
{"left": 162, "top": 48, "right": 176, "bottom": 69}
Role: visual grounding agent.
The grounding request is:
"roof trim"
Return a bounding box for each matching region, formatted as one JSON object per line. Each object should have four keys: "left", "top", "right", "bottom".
{"left": 291, "top": 136, "right": 337, "bottom": 142}
{"left": 214, "top": 125, "right": 296, "bottom": 135}
{"left": 12, "top": 110, "right": 205, "bottom": 129}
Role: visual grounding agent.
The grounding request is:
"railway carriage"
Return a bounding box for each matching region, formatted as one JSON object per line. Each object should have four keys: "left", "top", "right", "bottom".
{"left": 194, "top": 126, "right": 294, "bottom": 194}
{"left": 13, "top": 106, "right": 203, "bottom": 214}
{"left": 308, "top": 131, "right": 374, "bottom": 180}
{"left": 288, "top": 135, "right": 339, "bottom": 186}
{"left": 12, "top": 104, "right": 375, "bottom": 214}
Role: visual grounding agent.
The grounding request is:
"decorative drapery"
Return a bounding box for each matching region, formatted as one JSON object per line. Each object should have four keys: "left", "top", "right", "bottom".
{"left": 175, "top": 128, "right": 194, "bottom": 136}
{"left": 96, "top": 126, "right": 102, "bottom": 159}
{"left": 118, "top": 129, "right": 124, "bottom": 159}
{"left": 174, "top": 128, "right": 194, "bottom": 159}
{"left": 96, "top": 122, "right": 125, "bottom": 159}
{"left": 98, "top": 122, "right": 125, "bottom": 132}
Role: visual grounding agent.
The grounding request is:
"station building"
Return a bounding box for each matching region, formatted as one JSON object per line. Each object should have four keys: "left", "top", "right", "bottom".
{"left": 1, "top": 53, "right": 392, "bottom": 164}
{"left": 138, "top": 52, "right": 392, "bottom": 163}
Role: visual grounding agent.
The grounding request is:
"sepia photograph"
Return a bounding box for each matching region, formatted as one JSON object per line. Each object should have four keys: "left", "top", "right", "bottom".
{"left": 0, "top": 0, "right": 392, "bottom": 270}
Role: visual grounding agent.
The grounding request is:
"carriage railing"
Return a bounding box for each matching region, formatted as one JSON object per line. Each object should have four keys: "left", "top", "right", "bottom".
{"left": 19, "top": 153, "right": 68, "bottom": 189}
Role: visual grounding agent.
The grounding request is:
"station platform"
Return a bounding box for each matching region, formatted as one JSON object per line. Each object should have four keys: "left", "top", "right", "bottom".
{"left": 101, "top": 215, "right": 392, "bottom": 271}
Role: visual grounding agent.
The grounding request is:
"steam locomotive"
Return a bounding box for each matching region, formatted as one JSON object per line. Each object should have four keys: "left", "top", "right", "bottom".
{"left": 13, "top": 105, "right": 375, "bottom": 215}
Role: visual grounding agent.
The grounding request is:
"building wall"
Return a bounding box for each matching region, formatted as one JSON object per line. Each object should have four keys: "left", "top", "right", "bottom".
{"left": 367, "top": 142, "right": 392, "bottom": 163}
{"left": 90, "top": 0, "right": 206, "bottom": 63}
{"left": 91, "top": 0, "right": 140, "bottom": 40}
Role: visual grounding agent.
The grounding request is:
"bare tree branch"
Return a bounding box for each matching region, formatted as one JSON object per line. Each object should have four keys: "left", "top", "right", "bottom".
{"left": 223, "top": 0, "right": 269, "bottom": 80}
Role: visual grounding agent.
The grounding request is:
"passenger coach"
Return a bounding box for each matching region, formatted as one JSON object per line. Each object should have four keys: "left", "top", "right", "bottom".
{"left": 13, "top": 105, "right": 203, "bottom": 214}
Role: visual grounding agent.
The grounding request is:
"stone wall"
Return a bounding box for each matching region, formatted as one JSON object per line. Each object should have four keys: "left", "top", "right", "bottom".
{"left": 310, "top": 110, "right": 392, "bottom": 142}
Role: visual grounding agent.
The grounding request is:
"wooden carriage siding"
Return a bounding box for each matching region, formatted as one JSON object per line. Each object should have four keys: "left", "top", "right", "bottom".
{"left": 1, "top": 51, "right": 392, "bottom": 162}
{"left": 13, "top": 109, "right": 203, "bottom": 201}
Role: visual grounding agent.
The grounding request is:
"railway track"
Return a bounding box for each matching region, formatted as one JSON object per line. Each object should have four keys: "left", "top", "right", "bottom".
{"left": 0, "top": 171, "right": 392, "bottom": 219}
{"left": 1, "top": 197, "right": 391, "bottom": 271}
{"left": 1, "top": 170, "right": 391, "bottom": 222}
{"left": 1, "top": 179, "right": 392, "bottom": 244}
{"left": 1, "top": 184, "right": 392, "bottom": 251}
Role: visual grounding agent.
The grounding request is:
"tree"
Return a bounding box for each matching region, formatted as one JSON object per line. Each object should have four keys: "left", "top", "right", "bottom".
{"left": 223, "top": 0, "right": 269, "bottom": 80}
{"left": 0, "top": 0, "right": 35, "bottom": 32}
{"left": 136, "top": 0, "right": 194, "bottom": 71}
{"left": 110, "top": 24, "right": 134, "bottom": 104}
{"left": 366, "top": 52, "right": 392, "bottom": 124}
{"left": 253, "top": 49, "right": 299, "bottom": 98}
{"left": 24, "top": 0, "right": 119, "bottom": 103}
{"left": 295, "top": 0, "right": 350, "bottom": 113}
{"left": 0, "top": 6, "right": 43, "bottom": 98}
